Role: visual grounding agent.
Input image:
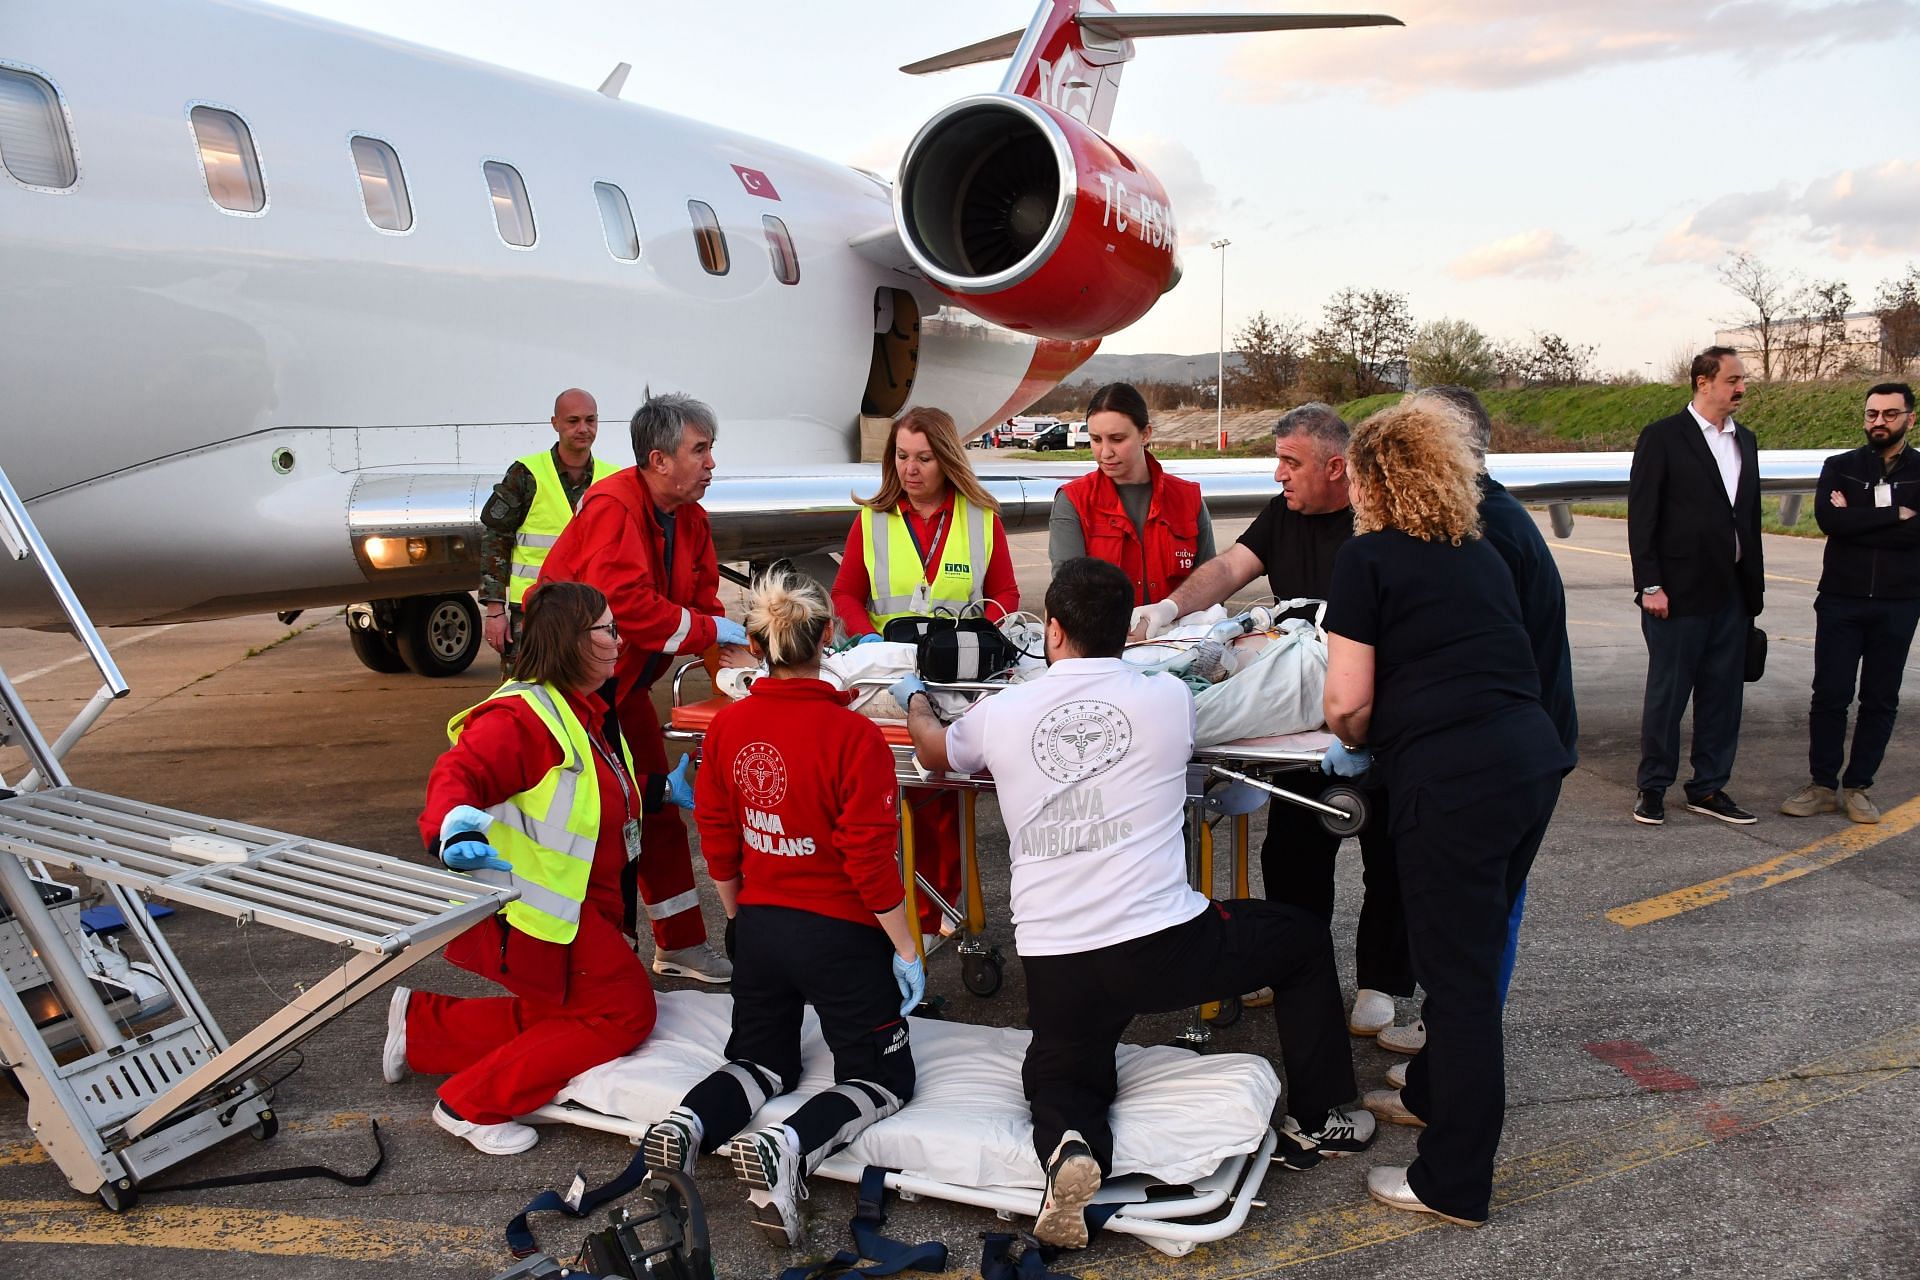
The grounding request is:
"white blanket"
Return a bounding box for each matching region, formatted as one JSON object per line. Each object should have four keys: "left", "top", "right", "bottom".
{"left": 556, "top": 990, "right": 1280, "bottom": 1190}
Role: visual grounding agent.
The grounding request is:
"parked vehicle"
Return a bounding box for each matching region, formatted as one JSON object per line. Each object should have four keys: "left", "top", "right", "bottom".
{"left": 1030, "top": 422, "right": 1071, "bottom": 451}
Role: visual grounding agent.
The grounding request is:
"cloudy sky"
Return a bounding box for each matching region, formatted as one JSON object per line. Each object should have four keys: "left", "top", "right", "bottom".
{"left": 276, "top": 0, "right": 1919, "bottom": 377}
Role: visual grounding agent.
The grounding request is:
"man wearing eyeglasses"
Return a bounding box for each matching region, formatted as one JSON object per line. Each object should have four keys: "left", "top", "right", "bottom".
{"left": 1781, "top": 382, "right": 1920, "bottom": 825}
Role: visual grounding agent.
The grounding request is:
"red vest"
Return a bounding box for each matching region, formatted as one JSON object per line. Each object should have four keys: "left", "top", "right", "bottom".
{"left": 1060, "top": 454, "right": 1204, "bottom": 606}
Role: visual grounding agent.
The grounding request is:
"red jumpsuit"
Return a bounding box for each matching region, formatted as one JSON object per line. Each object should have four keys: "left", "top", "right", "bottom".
{"left": 407, "top": 689, "right": 658, "bottom": 1124}
{"left": 830, "top": 496, "right": 1019, "bottom": 935}
{"left": 539, "top": 470, "right": 724, "bottom": 952}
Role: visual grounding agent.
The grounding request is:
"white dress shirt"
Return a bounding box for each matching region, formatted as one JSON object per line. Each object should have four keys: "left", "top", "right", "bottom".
{"left": 1687, "top": 403, "right": 1743, "bottom": 560}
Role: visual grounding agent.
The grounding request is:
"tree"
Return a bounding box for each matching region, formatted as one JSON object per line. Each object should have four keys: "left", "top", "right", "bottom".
{"left": 1499, "top": 332, "right": 1597, "bottom": 387}
{"left": 1407, "top": 317, "right": 1495, "bottom": 389}
{"left": 1224, "top": 311, "right": 1303, "bottom": 406}
{"left": 1876, "top": 262, "right": 1920, "bottom": 373}
{"left": 1306, "top": 288, "right": 1415, "bottom": 399}
{"left": 1717, "top": 251, "right": 1797, "bottom": 380}
{"left": 1782, "top": 279, "right": 1854, "bottom": 380}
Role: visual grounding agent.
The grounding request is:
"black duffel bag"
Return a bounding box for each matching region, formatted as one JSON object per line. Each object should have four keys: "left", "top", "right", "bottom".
{"left": 883, "top": 612, "right": 1022, "bottom": 683}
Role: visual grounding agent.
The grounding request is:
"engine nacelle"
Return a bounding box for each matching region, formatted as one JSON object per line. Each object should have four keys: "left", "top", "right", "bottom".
{"left": 895, "top": 94, "right": 1177, "bottom": 343}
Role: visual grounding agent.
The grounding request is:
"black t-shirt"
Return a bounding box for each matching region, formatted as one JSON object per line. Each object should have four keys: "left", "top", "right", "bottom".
{"left": 1477, "top": 477, "right": 1578, "bottom": 758}
{"left": 1235, "top": 496, "right": 1354, "bottom": 601}
{"left": 1325, "top": 529, "right": 1572, "bottom": 799}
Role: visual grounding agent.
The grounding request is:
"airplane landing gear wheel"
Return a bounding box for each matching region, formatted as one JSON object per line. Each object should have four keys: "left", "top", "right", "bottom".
{"left": 346, "top": 616, "right": 408, "bottom": 673}
{"left": 960, "top": 948, "right": 1003, "bottom": 997}
{"left": 98, "top": 1176, "right": 137, "bottom": 1212}
{"left": 396, "top": 593, "right": 480, "bottom": 678}
{"left": 1318, "top": 785, "right": 1369, "bottom": 838}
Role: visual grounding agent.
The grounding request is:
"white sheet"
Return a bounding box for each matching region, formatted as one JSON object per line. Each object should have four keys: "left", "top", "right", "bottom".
{"left": 555, "top": 990, "right": 1280, "bottom": 1190}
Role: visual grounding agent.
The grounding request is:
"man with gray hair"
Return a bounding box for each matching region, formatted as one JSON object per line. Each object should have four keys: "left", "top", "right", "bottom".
{"left": 540, "top": 391, "right": 749, "bottom": 984}
{"left": 1131, "top": 402, "right": 1413, "bottom": 1041}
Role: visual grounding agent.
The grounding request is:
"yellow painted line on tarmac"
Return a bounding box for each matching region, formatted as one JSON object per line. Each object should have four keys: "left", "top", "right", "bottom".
{"left": 1607, "top": 794, "right": 1920, "bottom": 928}
{"left": 1072, "top": 1021, "right": 1919, "bottom": 1280}
{"left": 0, "top": 1200, "right": 501, "bottom": 1266}
{"left": 1545, "top": 540, "right": 1819, "bottom": 586}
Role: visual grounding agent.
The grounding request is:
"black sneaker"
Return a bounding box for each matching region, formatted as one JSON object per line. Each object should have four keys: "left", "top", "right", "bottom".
{"left": 1034, "top": 1131, "right": 1101, "bottom": 1249}
{"left": 1275, "top": 1106, "right": 1377, "bottom": 1170}
{"left": 1632, "top": 789, "right": 1665, "bottom": 825}
{"left": 1686, "top": 791, "right": 1757, "bottom": 825}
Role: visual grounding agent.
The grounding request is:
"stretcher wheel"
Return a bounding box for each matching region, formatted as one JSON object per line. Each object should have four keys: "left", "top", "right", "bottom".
{"left": 1318, "top": 785, "right": 1369, "bottom": 837}
{"left": 961, "top": 949, "right": 1004, "bottom": 997}
{"left": 1206, "top": 996, "right": 1243, "bottom": 1028}
{"left": 250, "top": 1109, "right": 279, "bottom": 1140}
{"left": 98, "top": 1176, "right": 137, "bottom": 1213}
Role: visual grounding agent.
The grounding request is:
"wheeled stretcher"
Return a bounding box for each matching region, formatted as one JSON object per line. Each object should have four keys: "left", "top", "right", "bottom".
{"left": 527, "top": 989, "right": 1281, "bottom": 1258}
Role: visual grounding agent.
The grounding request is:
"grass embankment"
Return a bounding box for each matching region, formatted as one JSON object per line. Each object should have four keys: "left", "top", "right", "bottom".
{"left": 1569, "top": 497, "right": 1822, "bottom": 539}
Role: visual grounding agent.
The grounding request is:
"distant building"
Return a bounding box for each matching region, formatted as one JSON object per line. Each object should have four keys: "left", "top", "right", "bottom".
{"left": 1714, "top": 311, "right": 1897, "bottom": 381}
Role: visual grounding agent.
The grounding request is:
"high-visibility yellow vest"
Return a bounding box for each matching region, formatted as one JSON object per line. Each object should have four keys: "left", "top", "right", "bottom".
{"left": 859, "top": 494, "right": 993, "bottom": 630}
{"left": 445, "top": 681, "right": 636, "bottom": 945}
{"left": 507, "top": 450, "right": 618, "bottom": 604}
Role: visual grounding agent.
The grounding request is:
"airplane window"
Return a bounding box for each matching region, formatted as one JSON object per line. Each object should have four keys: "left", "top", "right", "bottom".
{"left": 762, "top": 214, "right": 799, "bottom": 285}
{"left": 595, "top": 181, "right": 639, "bottom": 261}
{"left": 351, "top": 135, "right": 412, "bottom": 232}
{"left": 189, "top": 106, "right": 265, "bottom": 213}
{"left": 0, "top": 68, "right": 76, "bottom": 189}
{"left": 483, "top": 160, "right": 535, "bottom": 247}
{"left": 688, "top": 200, "right": 728, "bottom": 275}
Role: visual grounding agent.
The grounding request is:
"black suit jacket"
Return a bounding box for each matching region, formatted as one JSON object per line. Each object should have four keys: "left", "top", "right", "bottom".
{"left": 1627, "top": 409, "right": 1764, "bottom": 618}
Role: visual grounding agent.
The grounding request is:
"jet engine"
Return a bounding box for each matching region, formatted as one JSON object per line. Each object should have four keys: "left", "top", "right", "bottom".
{"left": 894, "top": 94, "right": 1177, "bottom": 343}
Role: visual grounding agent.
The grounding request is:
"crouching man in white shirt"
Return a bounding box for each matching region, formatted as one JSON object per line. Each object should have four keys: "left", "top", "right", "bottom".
{"left": 897, "top": 557, "right": 1373, "bottom": 1250}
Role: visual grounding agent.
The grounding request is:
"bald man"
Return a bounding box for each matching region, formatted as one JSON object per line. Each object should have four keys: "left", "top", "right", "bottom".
{"left": 479, "top": 389, "right": 621, "bottom": 668}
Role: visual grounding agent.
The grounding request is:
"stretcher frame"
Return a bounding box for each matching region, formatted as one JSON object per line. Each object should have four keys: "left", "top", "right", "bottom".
{"left": 667, "top": 661, "right": 1364, "bottom": 1040}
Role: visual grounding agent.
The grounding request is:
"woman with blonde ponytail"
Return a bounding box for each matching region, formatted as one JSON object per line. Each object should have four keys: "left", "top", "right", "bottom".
{"left": 640, "top": 568, "right": 922, "bottom": 1246}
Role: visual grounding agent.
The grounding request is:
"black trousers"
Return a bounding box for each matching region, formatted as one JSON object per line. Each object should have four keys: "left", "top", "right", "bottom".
{"left": 1020, "top": 900, "right": 1355, "bottom": 1174}
{"left": 1396, "top": 771, "right": 1559, "bottom": 1223}
{"left": 679, "top": 905, "right": 914, "bottom": 1173}
{"left": 1260, "top": 783, "right": 1412, "bottom": 996}
{"left": 1809, "top": 594, "right": 1920, "bottom": 791}
{"left": 1637, "top": 598, "right": 1748, "bottom": 799}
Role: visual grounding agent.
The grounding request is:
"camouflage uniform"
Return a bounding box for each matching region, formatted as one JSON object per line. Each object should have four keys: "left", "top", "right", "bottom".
{"left": 479, "top": 445, "right": 605, "bottom": 672}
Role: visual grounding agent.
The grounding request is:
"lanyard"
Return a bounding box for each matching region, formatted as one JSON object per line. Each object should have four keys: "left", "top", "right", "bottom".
{"left": 586, "top": 732, "right": 637, "bottom": 824}
{"left": 902, "top": 505, "right": 949, "bottom": 573}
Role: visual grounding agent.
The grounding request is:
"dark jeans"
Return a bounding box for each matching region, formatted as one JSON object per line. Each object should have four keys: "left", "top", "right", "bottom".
{"left": 1261, "top": 783, "right": 1412, "bottom": 996}
{"left": 1396, "top": 771, "right": 1559, "bottom": 1223}
{"left": 679, "top": 905, "right": 914, "bottom": 1171}
{"left": 1637, "top": 599, "right": 1748, "bottom": 799}
{"left": 1020, "top": 900, "right": 1354, "bottom": 1174}
{"left": 1809, "top": 594, "right": 1920, "bottom": 791}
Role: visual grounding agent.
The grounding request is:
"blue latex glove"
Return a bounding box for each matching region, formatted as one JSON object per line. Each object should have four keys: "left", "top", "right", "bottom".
{"left": 438, "top": 805, "right": 512, "bottom": 874}
{"left": 665, "top": 756, "right": 696, "bottom": 809}
{"left": 1322, "top": 742, "right": 1373, "bottom": 778}
{"left": 712, "top": 616, "right": 748, "bottom": 648}
{"left": 893, "top": 952, "right": 926, "bottom": 1016}
{"left": 856, "top": 632, "right": 885, "bottom": 646}
{"left": 889, "top": 673, "right": 929, "bottom": 710}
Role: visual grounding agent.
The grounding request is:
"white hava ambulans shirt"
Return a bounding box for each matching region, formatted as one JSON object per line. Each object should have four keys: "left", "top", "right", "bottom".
{"left": 945, "top": 656, "right": 1207, "bottom": 956}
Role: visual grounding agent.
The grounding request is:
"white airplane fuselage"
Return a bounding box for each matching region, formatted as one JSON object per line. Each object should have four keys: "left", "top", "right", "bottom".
{"left": 1, "top": 0, "right": 1070, "bottom": 628}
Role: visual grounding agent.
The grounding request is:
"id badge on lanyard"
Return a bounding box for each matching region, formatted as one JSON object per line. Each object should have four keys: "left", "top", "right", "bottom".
{"left": 591, "top": 734, "right": 643, "bottom": 863}
{"left": 622, "top": 817, "right": 642, "bottom": 862}
{"left": 1874, "top": 482, "right": 1893, "bottom": 509}
{"left": 910, "top": 580, "right": 932, "bottom": 613}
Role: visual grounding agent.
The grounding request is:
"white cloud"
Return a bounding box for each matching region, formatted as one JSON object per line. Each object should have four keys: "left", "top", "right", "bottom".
{"left": 1653, "top": 160, "right": 1920, "bottom": 261}
{"left": 1450, "top": 229, "right": 1582, "bottom": 279}
{"left": 1221, "top": 1, "right": 1917, "bottom": 101}
{"left": 1122, "top": 134, "right": 1225, "bottom": 246}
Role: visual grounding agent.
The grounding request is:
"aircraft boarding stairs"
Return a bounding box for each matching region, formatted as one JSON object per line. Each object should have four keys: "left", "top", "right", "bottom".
{"left": 0, "top": 464, "right": 513, "bottom": 1209}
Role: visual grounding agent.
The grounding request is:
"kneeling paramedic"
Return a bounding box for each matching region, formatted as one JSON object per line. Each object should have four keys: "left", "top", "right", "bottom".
{"left": 899, "top": 557, "right": 1372, "bottom": 1250}
{"left": 387, "top": 582, "right": 657, "bottom": 1156}
{"left": 641, "top": 569, "right": 921, "bottom": 1247}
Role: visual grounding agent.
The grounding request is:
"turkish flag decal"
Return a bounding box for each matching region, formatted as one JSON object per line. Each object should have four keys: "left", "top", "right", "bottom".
{"left": 732, "top": 165, "right": 780, "bottom": 201}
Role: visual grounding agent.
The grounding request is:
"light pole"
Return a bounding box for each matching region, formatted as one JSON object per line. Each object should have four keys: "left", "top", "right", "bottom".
{"left": 1211, "top": 238, "right": 1230, "bottom": 450}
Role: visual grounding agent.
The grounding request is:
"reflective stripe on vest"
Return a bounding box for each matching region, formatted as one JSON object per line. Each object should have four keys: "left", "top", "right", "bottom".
{"left": 859, "top": 496, "right": 992, "bottom": 628}
{"left": 446, "top": 680, "right": 634, "bottom": 944}
{"left": 507, "top": 450, "right": 618, "bottom": 604}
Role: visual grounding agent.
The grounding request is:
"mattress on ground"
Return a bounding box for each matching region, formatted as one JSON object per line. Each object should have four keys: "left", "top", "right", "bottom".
{"left": 555, "top": 990, "right": 1279, "bottom": 1190}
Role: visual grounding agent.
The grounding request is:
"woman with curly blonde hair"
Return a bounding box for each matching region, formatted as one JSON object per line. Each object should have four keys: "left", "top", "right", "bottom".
{"left": 1319, "top": 398, "right": 1574, "bottom": 1229}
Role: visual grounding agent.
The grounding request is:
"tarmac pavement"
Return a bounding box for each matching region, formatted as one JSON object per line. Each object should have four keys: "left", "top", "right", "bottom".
{"left": 1, "top": 511, "right": 1916, "bottom": 1279}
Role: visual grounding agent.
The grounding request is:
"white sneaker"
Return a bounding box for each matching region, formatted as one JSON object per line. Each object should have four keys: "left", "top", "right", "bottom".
{"left": 1362, "top": 1088, "right": 1426, "bottom": 1128}
{"left": 1386, "top": 1060, "right": 1408, "bottom": 1090}
{"left": 1034, "top": 1131, "right": 1102, "bottom": 1249}
{"left": 432, "top": 1101, "right": 539, "bottom": 1155}
{"left": 1348, "top": 988, "right": 1395, "bottom": 1036}
{"left": 1377, "top": 1018, "right": 1426, "bottom": 1054}
{"left": 642, "top": 1107, "right": 702, "bottom": 1175}
{"left": 381, "top": 986, "right": 410, "bottom": 1084}
{"left": 653, "top": 941, "right": 733, "bottom": 984}
{"left": 732, "top": 1125, "right": 807, "bottom": 1246}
